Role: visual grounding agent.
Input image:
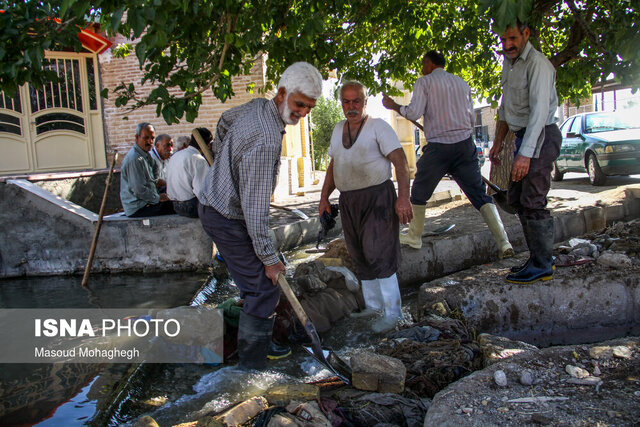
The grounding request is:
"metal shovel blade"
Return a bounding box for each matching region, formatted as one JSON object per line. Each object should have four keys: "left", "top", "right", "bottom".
{"left": 302, "top": 344, "right": 352, "bottom": 384}
{"left": 277, "top": 275, "right": 352, "bottom": 384}
{"left": 482, "top": 176, "right": 517, "bottom": 215}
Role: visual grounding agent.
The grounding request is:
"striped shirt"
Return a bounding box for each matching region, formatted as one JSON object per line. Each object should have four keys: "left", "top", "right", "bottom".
{"left": 197, "top": 98, "right": 285, "bottom": 266}
{"left": 399, "top": 68, "right": 474, "bottom": 144}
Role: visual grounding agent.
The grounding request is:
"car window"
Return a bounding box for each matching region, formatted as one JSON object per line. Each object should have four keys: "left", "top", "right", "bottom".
{"left": 584, "top": 112, "right": 638, "bottom": 133}
{"left": 569, "top": 116, "right": 582, "bottom": 135}
{"left": 559, "top": 118, "right": 573, "bottom": 137}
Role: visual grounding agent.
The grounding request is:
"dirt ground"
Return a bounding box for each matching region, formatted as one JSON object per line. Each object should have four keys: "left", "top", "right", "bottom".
{"left": 426, "top": 337, "right": 640, "bottom": 427}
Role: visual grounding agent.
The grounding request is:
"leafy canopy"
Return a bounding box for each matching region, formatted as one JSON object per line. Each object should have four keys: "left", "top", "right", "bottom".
{"left": 1, "top": 0, "right": 638, "bottom": 123}
{"left": 310, "top": 94, "right": 343, "bottom": 170}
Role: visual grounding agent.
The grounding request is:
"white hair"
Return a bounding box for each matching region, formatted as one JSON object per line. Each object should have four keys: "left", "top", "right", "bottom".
{"left": 175, "top": 135, "right": 190, "bottom": 151}
{"left": 339, "top": 80, "right": 368, "bottom": 102}
{"left": 277, "top": 62, "right": 323, "bottom": 99}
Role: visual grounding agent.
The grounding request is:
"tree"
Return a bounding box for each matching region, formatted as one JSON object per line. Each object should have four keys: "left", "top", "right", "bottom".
{"left": 310, "top": 95, "right": 343, "bottom": 170}
{"left": 2, "top": 1, "right": 638, "bottom": 125}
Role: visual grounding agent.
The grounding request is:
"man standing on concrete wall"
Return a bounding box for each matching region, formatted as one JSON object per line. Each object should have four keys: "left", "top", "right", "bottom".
{"left": 120, "top": 122, "right": 175, "bottom": 217}
{"left": 382, "top": 50, "right": 514, "bottom": 260}
{"left": 320, "top": 81, "right": 413, "bottom": 333}
{"left": 197, "top": 62, "right": 323, "bottom": 370}
{"left": 489, "top": 21, "right": 561, "bottom": 284}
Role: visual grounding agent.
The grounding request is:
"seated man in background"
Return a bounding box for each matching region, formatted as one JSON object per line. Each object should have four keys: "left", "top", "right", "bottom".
{"left": 120, "top": 122, "right": 175, "bottom": 217}
{"left": 166, "top": 128, "right": 212, "bottom": 218}
{"left": 150, "top": 133, "right": 174, "bottom": 188}
{"left": 174, "top": 135, "right": 191, "bottom": 152}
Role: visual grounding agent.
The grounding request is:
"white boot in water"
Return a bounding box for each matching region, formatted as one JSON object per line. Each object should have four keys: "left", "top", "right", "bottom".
{"left": 372, "top": 273, "right": 403, "bottom": 333}
{"left": 351, "top": 279, "right": 383, "bottom": 318}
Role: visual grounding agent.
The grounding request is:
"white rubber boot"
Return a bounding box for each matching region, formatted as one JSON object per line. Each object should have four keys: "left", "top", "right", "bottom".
{"left": 372, "top": 273, "right": 403, "bottom": 333}
{"left": 480, "top": 203, "right": 514, "bottom": 259}
{"left": 399, "top": 204, "right": 426, "bottom": 249}
{"left": 351, "top": 279, "right": 383, "bottom": 318}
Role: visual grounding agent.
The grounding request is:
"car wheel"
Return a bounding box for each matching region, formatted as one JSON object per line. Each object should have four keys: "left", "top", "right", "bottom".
{"left": 587, "top": 154, "right": 607, "bottom": 186}
{"left": 551, "top": 161, "right": 564, "bottom": 181}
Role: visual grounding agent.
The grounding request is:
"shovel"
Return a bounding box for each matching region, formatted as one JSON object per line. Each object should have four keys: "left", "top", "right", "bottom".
{"left": 481, "top": 176, "right": 516, "bottom": 214}
{"left": 277, "top": 274, "right": 352, "bottom": 384}
{"left": 422, "top": 223, "right": 455, "bottom": 237}
{"left": 270, "top": 204, "right": 310, "bottom": 220}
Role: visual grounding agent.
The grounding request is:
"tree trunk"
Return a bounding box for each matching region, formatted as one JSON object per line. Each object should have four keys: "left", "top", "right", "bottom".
{"left": 489, "top": 128, "right": 516, "bottom": 191}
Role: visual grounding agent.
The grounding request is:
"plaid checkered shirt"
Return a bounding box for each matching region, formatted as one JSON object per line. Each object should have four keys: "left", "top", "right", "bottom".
{"left": 197, "top": 98, "right": 285, "bottom": 266}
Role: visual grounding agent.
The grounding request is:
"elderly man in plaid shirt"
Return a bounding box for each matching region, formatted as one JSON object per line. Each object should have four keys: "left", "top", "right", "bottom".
{"left": 197, "top": 62, "right": 323, "bottom": 370}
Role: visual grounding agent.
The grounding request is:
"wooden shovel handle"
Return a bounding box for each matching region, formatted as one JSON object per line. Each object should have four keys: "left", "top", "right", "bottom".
{"left": 277, "top": 274, "right": 310, "bottom": 326}
{"left": 192, "top": 129, "right": 214, "bottom": 166}
{"left": 481, "top": 175, "right": 502, "bottom": 193}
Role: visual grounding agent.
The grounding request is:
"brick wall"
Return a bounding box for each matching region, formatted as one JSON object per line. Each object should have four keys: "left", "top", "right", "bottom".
{"left": 98, "top": 34, "right": 269, "bottom": 163}
{"left": 97, "top": 36, "right": 312, "bottom": 198}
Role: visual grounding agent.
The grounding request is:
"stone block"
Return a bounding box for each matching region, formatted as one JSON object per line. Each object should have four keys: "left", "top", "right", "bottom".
{"left": 214, "top": 396, "right": 268, "bottom": 426}
{"left": 478, "top": 333, "right": 539, "bottom": 367}
{"left": 350, "top": 351, "right": 406, "bottom": 393}
{"left": 265, "top": 383, "right": 319, "bottom": 406}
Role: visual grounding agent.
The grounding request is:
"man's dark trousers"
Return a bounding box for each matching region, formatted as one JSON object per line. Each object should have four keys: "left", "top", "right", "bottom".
{"left": 198, "top": 203, "right": 280, "bottom": 319}
{"left": 507, "top": 124, "right": 562, "bottom": 220}
{"left": 411, "top": 136, "right": 492, "bottom": 209}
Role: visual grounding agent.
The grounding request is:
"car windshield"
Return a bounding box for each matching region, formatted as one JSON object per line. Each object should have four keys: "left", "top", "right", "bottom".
{"left": 584, "top": 112, "right": 639, "bottom": 133}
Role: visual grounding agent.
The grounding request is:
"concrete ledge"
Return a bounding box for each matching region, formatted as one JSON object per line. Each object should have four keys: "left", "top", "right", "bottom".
{"left": 0, "top": 181, "right": 212, "bottom": 277}
{"left": 419, "top": 257, "right": 640, "bottom": 347}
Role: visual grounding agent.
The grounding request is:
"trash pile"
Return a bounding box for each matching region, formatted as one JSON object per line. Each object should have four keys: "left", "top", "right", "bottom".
{"left": 554, "top": 219, "right": 640, "bottom": 268}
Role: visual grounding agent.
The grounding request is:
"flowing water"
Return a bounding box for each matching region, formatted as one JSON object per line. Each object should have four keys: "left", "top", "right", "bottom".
{"left": 0, "top": 246, "right": 421, "bottom": 426}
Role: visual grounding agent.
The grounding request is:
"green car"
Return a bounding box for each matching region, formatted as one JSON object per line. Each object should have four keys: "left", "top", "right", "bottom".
{"left": 552, "top": 111, "right": 640, "bottom": 185}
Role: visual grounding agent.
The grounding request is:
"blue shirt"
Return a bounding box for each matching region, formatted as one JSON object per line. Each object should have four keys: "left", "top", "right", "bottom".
{"left": 120, "top": 144, "right": 160, "bottom": 216}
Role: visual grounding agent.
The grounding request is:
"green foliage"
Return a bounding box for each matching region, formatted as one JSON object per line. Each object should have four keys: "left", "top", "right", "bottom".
{"left": 1, "top": 1, "right": 638, "bottom": 124}
{"left": 310, "top": 94, "right": 343, "bottom": 170}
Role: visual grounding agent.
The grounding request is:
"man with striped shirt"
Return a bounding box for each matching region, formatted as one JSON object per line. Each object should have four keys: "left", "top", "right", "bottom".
{"left": 382, "top": 50, "right": 513, "bottom": 259}
{"left": 197, "top": 62, "right": 322, "bottom": 370}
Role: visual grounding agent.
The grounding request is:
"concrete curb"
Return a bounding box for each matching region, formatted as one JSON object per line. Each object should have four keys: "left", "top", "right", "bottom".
{"left": 398, "top": 187, "right": 640, "bottom": 286}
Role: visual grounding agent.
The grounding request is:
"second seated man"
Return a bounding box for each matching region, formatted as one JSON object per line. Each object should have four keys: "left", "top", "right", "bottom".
{"left": 166, "top": 128, "right": 212, "bottom": 218}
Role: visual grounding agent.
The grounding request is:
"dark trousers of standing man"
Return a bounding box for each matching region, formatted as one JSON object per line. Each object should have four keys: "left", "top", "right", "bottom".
{"left": 507, "top": 124, "right": 562, "bottom": 220}
{"left": 411, "top": 136, "right": 492, "bottom": 209}
{"left": 197, "top": 203, "right": 280, "bottom": 319}
{"left": 505, "top": 124, "right": 562, "bottom": 284}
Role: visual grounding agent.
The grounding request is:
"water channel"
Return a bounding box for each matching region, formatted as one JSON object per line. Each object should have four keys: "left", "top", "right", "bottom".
{"left": 0, "top": 244, "right": 416, "bottom": 426}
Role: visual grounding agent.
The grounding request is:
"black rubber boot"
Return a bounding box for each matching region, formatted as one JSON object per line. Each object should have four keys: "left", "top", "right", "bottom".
{"left": 506, "top": 217, "right": 555, "bottom": 284}
{"left": 237, "top": 311, "right": 273, "bottom": 370}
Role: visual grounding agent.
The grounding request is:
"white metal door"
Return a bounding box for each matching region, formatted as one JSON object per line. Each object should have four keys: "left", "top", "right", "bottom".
{"left": 0, "top": 52, "right": 105, "bottom": 175}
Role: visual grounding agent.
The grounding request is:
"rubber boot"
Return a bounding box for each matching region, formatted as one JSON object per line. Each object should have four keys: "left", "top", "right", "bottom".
{"left": 399, "top": 204, "right": 426, "bottom": 249}
{"left": 506, "top": 217, "right": 555, "bottom": 284}
{"left": 510, "top": 216, "right": 556, "bottom": 273}
{"left": 372, "top": 273, "right": 403, "bottom": 333}
{"left": 351, "top": 279, "right": 383, "bottom": 318}
{"left": 480, "top": 203, "right": 514, "bottom": 259}
{"left": 237, "top": 311, "right": 274, "bottom": 370}
{"left": 510, "top": 215, "right": 530, "bottom": 272}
